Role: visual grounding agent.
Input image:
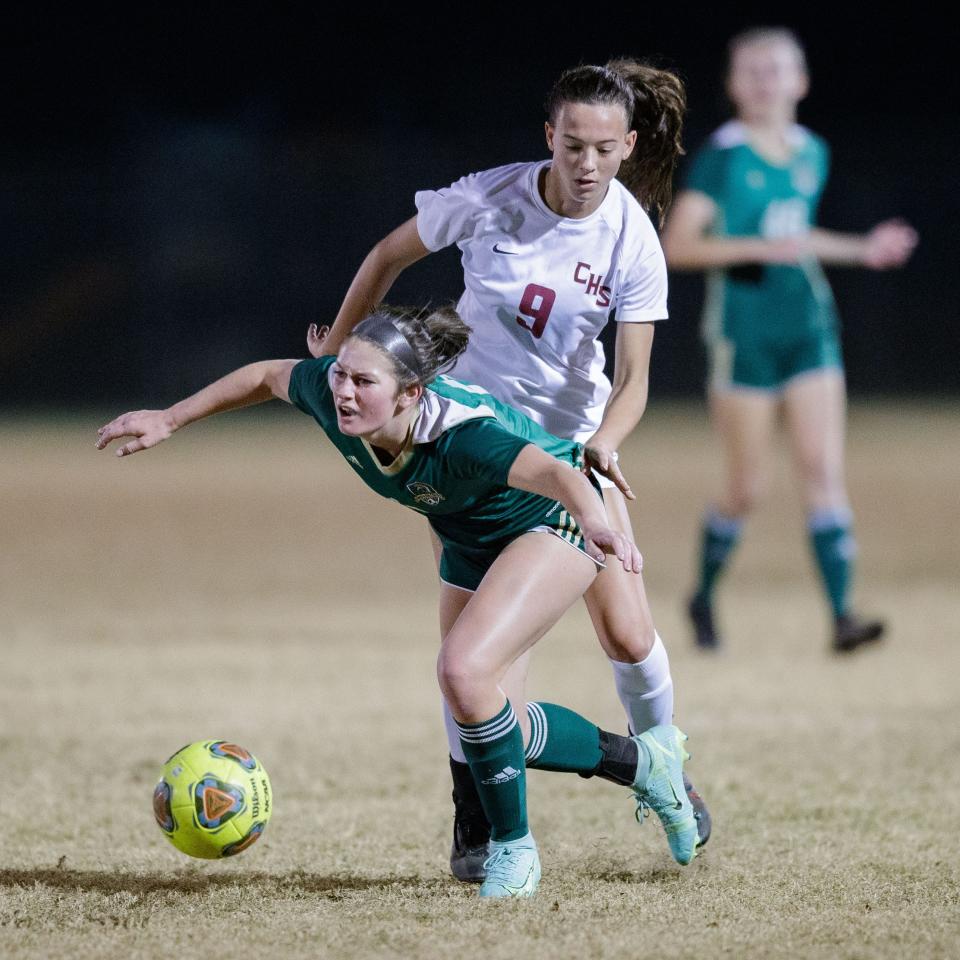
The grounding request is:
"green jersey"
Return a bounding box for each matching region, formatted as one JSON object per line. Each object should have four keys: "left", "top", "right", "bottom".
{"left": 287, "top": 357, "right": 587, "bottom": 565}
{"left": 685, "top": 120, "right": 838, "bottom": 343}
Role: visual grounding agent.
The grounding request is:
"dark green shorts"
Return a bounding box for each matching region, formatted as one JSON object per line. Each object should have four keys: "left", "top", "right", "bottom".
{"left": 708, "top": 327, "right": 843, "bottom": 392}
{"left": 437, "top": 502, "right": 602, "bottom": 593}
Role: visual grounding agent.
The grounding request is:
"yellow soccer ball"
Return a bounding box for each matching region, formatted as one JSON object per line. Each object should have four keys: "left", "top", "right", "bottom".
{"left": 152, "top": 740, "right": 272, "bottom": 859}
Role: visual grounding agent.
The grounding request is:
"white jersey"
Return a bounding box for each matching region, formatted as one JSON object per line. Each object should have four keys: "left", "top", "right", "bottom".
{"left": 415, "top": 160, "right": 668, "bottom": 442}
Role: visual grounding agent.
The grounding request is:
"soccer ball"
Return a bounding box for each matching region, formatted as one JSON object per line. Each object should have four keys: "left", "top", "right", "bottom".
{"left": 152, "top": 740, "right": 273, "bottom": 859}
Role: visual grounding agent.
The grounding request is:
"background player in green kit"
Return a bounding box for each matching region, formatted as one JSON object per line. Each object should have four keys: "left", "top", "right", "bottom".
{"left": 96, "top": 304, "right": 701, "bottom": 898}
{"left": 662, "top": 27, "right": 918, "bottom": 653}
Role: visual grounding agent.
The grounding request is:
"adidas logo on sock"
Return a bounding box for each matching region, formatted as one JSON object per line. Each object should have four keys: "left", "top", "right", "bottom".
{"left": 481, "top": 766, "right": 521, "bottom": 785}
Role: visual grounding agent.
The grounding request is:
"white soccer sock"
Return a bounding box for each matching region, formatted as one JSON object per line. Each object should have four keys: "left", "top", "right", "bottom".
{"left": 609, "top": 632, "right": 674, "bottom": 734}
{"left": 442, "top": 698, "right": 468, "bottom": 763}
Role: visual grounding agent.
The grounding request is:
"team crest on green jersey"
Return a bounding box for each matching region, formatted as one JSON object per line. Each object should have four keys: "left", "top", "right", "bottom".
{"left": 791, "top": 162, "right": 818, "bottom": 196}
{"left": 406, "top": 482, "right": 445, "bottom": 506}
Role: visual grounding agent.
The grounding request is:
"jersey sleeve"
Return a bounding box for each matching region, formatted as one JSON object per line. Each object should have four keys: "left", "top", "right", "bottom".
{"left": 440, "top": 418, "right": 531, "bottom": 487}
{"left": 414, "top": 172, "right": 485, "bottom": 251}
{"left": 615, "top": 244, "right": 669, "bottom": 323}
{"left": 820, "top": 138, "right": 831, "bottom": 184}
{"left": 287, "top": 356, "right": 336, "bottom": 419}
{"left": 683, "top": 142, "right": 727, "bottom": 201}
{"left": 810, "top": 134, "right": 832, "bottom": 220}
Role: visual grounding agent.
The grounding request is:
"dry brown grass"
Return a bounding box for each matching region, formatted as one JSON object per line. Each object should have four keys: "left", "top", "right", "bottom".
{"left": 1, "top": 403, "right": 958, "bottom": 959}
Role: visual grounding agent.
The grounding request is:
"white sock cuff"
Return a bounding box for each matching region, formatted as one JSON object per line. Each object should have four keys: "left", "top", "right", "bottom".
{"left": 808, "top": 505, "right": 853, "bottom": 531}
{"left": 706, "top": 509, "right": 743, "bottom": 537}
{"left": 525, "top": 702, "right": 548, "bottom": 763}
{"left": 609, "top": 633, "right": 670, "bottom": 685}
{"left": 609, "top": 632, "right": 674, "bottom": 733}
{"left": 455, "top": 704, "right": 517, "bottom": 744}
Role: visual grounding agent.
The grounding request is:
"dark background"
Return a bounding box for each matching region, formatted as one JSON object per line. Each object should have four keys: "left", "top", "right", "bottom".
{"left": 1, "top": 5, "right": 956, "bottom": 405}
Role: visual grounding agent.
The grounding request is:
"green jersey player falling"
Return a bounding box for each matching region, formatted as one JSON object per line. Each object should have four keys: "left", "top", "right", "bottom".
{"left": 96, "top": 305, "right": 703, "bottom": 898}
{"left": 288, "top": 354, "right": 593, "bottom": 592}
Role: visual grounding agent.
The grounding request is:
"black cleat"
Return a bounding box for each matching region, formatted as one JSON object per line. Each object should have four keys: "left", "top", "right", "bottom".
{"left": 683, "top": 772, "right": 712, "bottom": 848}
{"left": 448, "top": 756, "right": 491, "bottom": 882}
{"left": 450, "top": 796, "right": 491, "bottom": 883}
{"left": 833, "top": 612, "right": 885, "bottom": 654}
{"left": 688, "top": 593, "right": 720, "bottom": 650}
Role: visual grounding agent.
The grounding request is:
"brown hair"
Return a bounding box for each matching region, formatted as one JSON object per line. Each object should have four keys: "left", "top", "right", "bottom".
{"left": 350, "top": 304, "right": 471, "bottom": 389}
{"left": 726, "top": 27, "right": 808, "bottom": 76}
{"left": 544, "top": 60, "right": 686, "bottom": 225}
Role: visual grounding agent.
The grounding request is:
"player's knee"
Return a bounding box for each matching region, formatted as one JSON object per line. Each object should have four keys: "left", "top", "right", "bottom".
{"left": 435, "top": 649, "right": 464, "bottom": 702}
{"left": 727, "top": 474, "right": 764, "bottom": 514}
{"left": 799, "top": 460, "right": 844, "bottom": 503}
{"left": 599, "top": 617, "right": 657, "bottom": 662}
{"left": 436, "top": 647, "right": 493, "bottom": 711}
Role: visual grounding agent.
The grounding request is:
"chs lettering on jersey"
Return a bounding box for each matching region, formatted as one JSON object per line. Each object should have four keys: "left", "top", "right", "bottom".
{"left": 414, "top": 160, "right": 669, "bottom": 442}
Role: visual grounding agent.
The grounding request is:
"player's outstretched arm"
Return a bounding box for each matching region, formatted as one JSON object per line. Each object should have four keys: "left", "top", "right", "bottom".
{"left": 507, "top": 444, "right": 642, "bottom": 573}
{"left": 318, "top": 217, "right": 430, "bottom": 356}
{"left": 662, "top": 190, "right": 804, "bottom": 269}
{"left": 808, "top": 218, "right": 918, "bottom": 269}
{"left": 96, "top": 359, "right": 299, "bottom": 458}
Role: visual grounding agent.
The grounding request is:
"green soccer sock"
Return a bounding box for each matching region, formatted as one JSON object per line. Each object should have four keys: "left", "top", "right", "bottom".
{"left": 524, "top": 702, "right": 603, "bottom": 773}
{"left": 456, "top": 701, "right": 528, "bottom": 842}
{"left": 525, "top": 702, "right": 642, "bottom": 786}
{"left": 808, "top": 507, "right": 856, "bottom": 618}
{"left": 694, "top": 509, "right": 743, "bottom": 603}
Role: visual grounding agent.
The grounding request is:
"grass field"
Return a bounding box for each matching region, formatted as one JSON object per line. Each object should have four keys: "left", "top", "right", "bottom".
{"left": 1, "top": 403, "right": 958, "bottom": 959}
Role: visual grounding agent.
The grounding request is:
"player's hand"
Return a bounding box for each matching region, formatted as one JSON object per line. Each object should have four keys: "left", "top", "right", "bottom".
{"left": 583, "top": 443, "right": 635, "bottom": 500}
{"left": 863, "top": 218, "right": 918, "bottom": 270}
{"left": 96, "top": 410, "right": 175, "bottom": 457}
{"left": 307, "top": 323, "right": 330, "bottom": 358}
{"left": 582, "top": 525, "right": 643, "bottom": 573}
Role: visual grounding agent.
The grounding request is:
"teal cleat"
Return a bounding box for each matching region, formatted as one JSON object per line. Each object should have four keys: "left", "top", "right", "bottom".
{"left": 478, "top": 833, "right": 541, "bottom": 898}
{"left": 631, "top": 725, "right": 699, "bottom": 865}
{"left": 684, "top": 771, "right": 712, "bottom": 847}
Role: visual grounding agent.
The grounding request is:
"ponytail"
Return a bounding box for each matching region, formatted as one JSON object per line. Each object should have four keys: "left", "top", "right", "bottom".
{"left": 545, "top": 60, "right": 687, "bottom": 226}
{"left": 351, "top": 304, "right": 471, "bottom": 388}
{"left": 606, "top": 59, "right": 686, "bottom": 226}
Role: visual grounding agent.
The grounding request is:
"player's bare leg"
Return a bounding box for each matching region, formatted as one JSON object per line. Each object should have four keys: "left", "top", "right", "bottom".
{"left": 432, "top": 530, "right": 493, "bottom": 879}
{"left": 438, "top": 533, "right": 595, "bottom": 726}
{"left": 587, "top": 487, "right": 711, "bottom": 846}
{"left": 437, "top": 533, "right": 597, "bottom": 895}
{"left": 689, "top": 386, "right": 777, "bottom": 649}
{"left": 784, "top": 369, "right": 884, "bottom": 652}
{"left": 438, "top": 534, "right": 698, "bottom": 893}
{"left": 439, "top": 578, "right": 530, "bottom": 881}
